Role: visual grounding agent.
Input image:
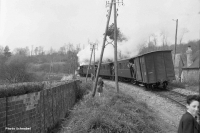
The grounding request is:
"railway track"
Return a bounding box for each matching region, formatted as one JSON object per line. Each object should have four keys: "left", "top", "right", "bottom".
{"left": 104, "top": 78, "right": 188, "bottom": 108}
{"left": 82, "top": 77, "right": 188, "bottom": 108}
{"left": 155, "top": 89, "right": 187, "bottom": 108}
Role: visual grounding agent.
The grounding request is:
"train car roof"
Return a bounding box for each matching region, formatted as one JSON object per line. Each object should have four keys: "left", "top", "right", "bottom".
{"left": 135, "top": 50, "right": 172, "bottom": 57}
{"left": 117, "top": 50, "right": 173, "bottom": 61}
{"left": 80, "top": 50, "right": 172, "bottom": 66}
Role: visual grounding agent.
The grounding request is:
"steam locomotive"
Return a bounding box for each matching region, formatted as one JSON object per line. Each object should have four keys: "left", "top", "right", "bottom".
{"left": 78, "top": 50, "right": 175, "bottom": 89}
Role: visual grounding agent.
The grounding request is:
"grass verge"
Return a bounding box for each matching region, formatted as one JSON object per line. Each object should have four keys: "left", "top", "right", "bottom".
{"left": 56, "top": 81, "right": 168, "bottom": 133}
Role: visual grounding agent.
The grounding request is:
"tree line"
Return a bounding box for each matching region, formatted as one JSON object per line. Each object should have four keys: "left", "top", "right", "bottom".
{"left": 138, "top": 39, "right": 200, "bottom": 56}
{"left": 0, "top": 44, "right": 81, "bottom": 84}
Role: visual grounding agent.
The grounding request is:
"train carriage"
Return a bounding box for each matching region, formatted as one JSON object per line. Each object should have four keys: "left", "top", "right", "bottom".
{"left": 78, "top": 50, "right": 175, "bottom": 89}
{"left": 134, "top": 50, "right": 175, "bottom": 88}
{"left": 117, "top": 58, "right": 133, "bottom": 81}
{"left": 99, "top": 62, "right": 113, "bottom": 79}
{"left": 80, "top": 65, "right": 96, "bottom": 77}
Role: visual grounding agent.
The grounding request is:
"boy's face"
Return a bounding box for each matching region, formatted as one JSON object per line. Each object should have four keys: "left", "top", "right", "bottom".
{"left": 187, "top": 100, "right": 199, "bottom": 116}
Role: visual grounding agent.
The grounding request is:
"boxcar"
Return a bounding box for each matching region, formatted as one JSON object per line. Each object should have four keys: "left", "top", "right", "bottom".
{"left": 133, "top": 50, "right": 175, "bottom": 88}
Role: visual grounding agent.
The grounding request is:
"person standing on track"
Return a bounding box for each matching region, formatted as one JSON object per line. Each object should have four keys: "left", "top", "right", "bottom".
{"left": 178, "top": 95, "right": 200, "bottom": 133}
{"left": 97, "top": 77, "right": 104, "bottom": 97}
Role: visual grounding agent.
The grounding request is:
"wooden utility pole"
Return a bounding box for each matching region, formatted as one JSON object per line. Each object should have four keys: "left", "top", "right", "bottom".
{"left": 173, "top": 19, "right": 178, "bottom": 65}
{"left": 113, "top": 0, "right": 119, "bottom": 92}
{"left": 93, "top": 45, "right": 95, "bottom": 75}
{"left": 92, "top": 0, "right": 114, "bottom": 97}
{"left": 199, "top": 29, "right": 200, "bottom": 94}
{"left": 93, "top": 43, "right": 97, "bottom": 76}
{"left": 86, "top": 46, "right": 94, "bottom": 82}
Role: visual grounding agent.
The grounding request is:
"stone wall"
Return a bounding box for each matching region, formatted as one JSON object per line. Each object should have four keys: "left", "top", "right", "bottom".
{"left": 0, "top": 80, "right": 80, "bottom": 133}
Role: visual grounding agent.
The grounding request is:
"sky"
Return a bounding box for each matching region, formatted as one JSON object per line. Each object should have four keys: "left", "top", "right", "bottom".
{"left": 0, "top": 0, "right": 199, "bottom": 63}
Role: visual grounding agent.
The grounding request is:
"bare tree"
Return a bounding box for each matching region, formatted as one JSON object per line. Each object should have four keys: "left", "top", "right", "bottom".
{"left": 152, "top": 34, "right": 157, "bottom": 46}
{"left": 59, "top": 46, "right": 66, "bottom": 55}
{"left": 76, "top": 43, "right": 81, "bottom": 52}
{"left": 179, "top": 28, "right": 189, "bottom": 45}
{"left": 31, "top": 45, "right": 34, "bottom": 56}
{"left": 160, "top": 31, "right": 168, "bottom": 49}
{"left": 14, "top": 47, "right": 30, "bottom": 56}
{"left": 38, "top": 46, "right": 44, "bottom": 55}
{"left": 34, "top": 47, "right": 38, "bottom": 55}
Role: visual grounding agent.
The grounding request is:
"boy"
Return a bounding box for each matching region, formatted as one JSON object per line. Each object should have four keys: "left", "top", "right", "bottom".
{"left": 178, "top": 95, "right": 200, "bottom": 133}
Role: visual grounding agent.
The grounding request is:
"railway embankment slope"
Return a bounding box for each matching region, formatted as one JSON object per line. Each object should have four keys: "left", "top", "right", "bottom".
{"left": 106, "top": 81, "right": 188, "bottom": 133}
{"left": 57, "top": 80, "right": 176, "bottom": 133}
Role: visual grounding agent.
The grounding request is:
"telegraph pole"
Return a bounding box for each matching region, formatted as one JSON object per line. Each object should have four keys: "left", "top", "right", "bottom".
{"left": 92, "top": 0, "right": 114, "bottom": 97}
{"left": 199, "top": 29, "right": 200, "bottom": 95}
{"left": 114, "top": 0, "right": 119, "bottom": 92}
{"left": 91, "top": 0, "right": 123, "bottom": 97}
{"left": 173, "top": 19, "right": 178, "bottom": 65}
{"left": 93, "top": 45, "right": 95, "bottom": 76}
{"left": 93, "top": 42, "right": 98, "bottom": 76}
{"left": 86, "top": 45, "right": 94, "bottom": 82}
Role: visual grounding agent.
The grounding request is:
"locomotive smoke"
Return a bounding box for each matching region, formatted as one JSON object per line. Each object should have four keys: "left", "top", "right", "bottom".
{"left": 77, "top": 36, "right": 141, "bottom": 65}
{"left": 77, "top": 22, "right": 173, "bottom": 65}
{"left": 77, "top": 0, "right": 199, "bottom": 65}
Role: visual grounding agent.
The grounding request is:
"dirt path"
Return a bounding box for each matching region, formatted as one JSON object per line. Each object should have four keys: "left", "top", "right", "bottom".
{"left": 105, "top": 81, "right": 185, "bottom": 133}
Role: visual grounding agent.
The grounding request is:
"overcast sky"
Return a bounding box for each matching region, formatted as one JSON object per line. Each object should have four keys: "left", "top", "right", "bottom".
{"left": 0, "top": 0, "right": 199, "bottom": 53}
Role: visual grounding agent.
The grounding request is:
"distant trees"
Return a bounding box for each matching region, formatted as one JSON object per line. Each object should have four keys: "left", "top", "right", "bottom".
{"left": 0, "top": 43, "right": 81, "bottom": 84}
{"left": 0, "top": 55, "right": 33, "bottom": 83}
{"left": 14, "top": 47, "right": 30, "bottom": 56}
{"left": 179, "top": 28, "right": 189, "bottom": 45}
{"left": 138, "top": 39, "right": 200, "bottom": 56}
{"left": 0, "top": 46, "right": 34, "bottom": 83}
{"left": 0, "top": 46, "right": 4, "bottom": 55}
{"left": 4, "top": 46, "right": 12, "bottom": 58}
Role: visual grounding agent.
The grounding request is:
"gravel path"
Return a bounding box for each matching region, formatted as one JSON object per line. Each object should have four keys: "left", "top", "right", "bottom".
{"left": 105, "top": 81, "right": 186, "bottom": 133}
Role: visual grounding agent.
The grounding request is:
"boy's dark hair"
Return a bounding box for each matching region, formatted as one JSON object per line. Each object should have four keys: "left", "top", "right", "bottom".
{"left": 186, "top": 95, "right": 200, "bottom": 105}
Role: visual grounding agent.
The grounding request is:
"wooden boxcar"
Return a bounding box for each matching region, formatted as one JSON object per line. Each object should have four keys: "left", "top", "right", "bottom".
{"left": 133, "top": 50, "right": 175, "bottom": 88}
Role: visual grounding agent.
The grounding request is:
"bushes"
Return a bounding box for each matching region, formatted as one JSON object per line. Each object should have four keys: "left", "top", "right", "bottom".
{"left": 0, "top": 82, "right": 44, "bottom": 98}
{"left": 0, "top": 55, "right": 36, "bottom": 83}
{"left": 75, "top": 81, "right": 93, "bottom": 102}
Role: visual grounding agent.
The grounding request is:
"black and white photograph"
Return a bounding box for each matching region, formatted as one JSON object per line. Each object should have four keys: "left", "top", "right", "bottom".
{"left": 0, "top": 0, "right": 199, "bottom": 133}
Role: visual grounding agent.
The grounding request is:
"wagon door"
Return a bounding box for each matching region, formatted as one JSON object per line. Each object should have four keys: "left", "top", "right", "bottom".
{"left": 145, "top": 54, "right": 156, "bottom": 83}
{"left": 140, "top": 56, "right": 147, "bottom": 83}
{"left": 154, "top": 52, "right": 166, "bottom": 82}
{"left": 134, "top": 57, "right": 142, "bottom": 82}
